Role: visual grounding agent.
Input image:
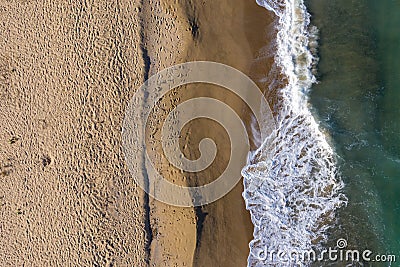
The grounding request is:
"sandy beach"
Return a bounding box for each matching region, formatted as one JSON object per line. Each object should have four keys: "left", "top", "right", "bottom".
{"left": 0, "top": 0, "right": 274, "bottom": 266}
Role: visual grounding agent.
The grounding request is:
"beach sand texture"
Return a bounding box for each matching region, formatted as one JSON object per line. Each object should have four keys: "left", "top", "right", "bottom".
{"left": 0, "top": 0, "right": 274, "bottom": 266}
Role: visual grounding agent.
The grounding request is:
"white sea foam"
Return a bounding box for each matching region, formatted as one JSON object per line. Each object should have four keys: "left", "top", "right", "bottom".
{"left": 242, "top": 0, "right": 348, "bottom": 266}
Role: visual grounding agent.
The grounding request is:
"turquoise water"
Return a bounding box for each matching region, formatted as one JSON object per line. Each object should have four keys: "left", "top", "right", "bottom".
{"left": 308, "top": 0, "right": 400, "bottom": 262}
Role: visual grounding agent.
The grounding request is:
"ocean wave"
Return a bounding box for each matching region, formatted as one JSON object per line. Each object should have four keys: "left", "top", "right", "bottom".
{"left": 242, "top": 0, "right": 347, "bottom": 266}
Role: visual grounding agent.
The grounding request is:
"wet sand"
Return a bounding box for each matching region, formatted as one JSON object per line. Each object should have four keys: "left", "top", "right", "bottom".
{"left": 181, "top": 2, "right": 275, "bottom": 267}
{"left": 0, "top": 0, "right": 275, "bottom": 266}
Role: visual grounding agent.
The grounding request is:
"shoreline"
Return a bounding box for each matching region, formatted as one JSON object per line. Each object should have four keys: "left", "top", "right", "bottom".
{"left": 0, "top": 0, "right": 276, "bottom": 266}
{"left": 142, "top": 0, "right": 276, "bottom": 266}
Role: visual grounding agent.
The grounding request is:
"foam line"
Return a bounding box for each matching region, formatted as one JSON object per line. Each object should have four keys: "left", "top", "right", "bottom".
{"left": 242, "top": 1, "right": 348, "bottom": 266}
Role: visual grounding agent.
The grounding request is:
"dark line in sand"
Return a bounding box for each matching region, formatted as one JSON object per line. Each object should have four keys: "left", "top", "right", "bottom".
{"left": 139, "top": 2, "right": 153, "bottom": 265}
{"left": 181, "top": 0, "right": 200, "bottom": 40}
{"left": 188, "top": 16, "right": 199, "bottom": 40}
{"left": 194, "top": 206, "right": 208, "bottom": 249}
{"left": 141, "top": 46, "right": 151, "bottom": 82}
{"left": 141, "top": 162, "right": 153, "bottom": 266}
{"left": 190, "top": 184, "right": 209, "bottom": 260}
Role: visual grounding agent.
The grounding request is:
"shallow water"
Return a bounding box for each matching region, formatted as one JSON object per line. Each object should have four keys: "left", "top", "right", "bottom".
{"left": 243, "top": 1, "right": 347, "bottom": 266}
{"left": 245, "top": 0, "right": 400, "bottom": 265}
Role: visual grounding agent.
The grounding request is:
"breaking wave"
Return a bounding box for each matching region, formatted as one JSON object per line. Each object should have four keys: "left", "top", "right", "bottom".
{"left": 242, "top": 0, "right": 347, "bottom": 266}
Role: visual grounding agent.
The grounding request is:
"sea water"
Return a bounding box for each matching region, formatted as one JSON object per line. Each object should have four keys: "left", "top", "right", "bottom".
{"left": 242, "top": 0, "right": 347, "bottom": 266}
{"left": 308, "top": 0, "right": 400, "bottom": 261}
{"left": 243, "top": 0, "right": 400, "bottom": 266}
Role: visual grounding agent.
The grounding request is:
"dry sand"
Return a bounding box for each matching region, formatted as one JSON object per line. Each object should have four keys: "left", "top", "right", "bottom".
{"left": 0, "top": 0, "right": 274, "bottom": 266}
